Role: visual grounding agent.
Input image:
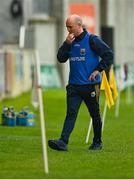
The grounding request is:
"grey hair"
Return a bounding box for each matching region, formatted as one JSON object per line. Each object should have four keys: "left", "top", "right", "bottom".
{"left": 74, "top": 17, "right": 83, "bottom": 26}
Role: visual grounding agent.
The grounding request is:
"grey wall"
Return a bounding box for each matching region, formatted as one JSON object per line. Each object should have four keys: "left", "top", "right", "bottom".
{"left": 115, "top": 0, "right": 134, "bottom": 64}
{"left": 0, "top": 0, "right": 22, "bottom": 45}
{"left": 0, "top": 0, "right": 54, "bottom": 45}
{"left": 106, "top": 0, "right": 134, "bottom": 64}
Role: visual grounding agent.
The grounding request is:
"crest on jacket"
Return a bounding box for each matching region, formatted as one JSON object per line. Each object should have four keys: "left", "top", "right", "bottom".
{"left": 80, "top": 48, "right": 86, "bottom": 55}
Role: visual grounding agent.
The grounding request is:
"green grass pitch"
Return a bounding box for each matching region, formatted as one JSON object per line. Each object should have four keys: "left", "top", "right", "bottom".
{"left": 0, "top": 88, "right": 134, "bottom": 179}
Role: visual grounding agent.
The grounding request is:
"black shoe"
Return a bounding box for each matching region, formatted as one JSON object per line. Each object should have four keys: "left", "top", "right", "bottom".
{"left": 48, "top": 139, "right": 68, "bottom": 151}
{"left": 89, "top": 142, "right": 102, "bottom": 150}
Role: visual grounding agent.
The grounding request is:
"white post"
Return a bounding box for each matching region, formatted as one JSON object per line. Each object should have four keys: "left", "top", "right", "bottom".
{"left": 19, "top": 25, "right": 26, "bottom": 48}
{"left": 35, "top": 50, "right": 49, "bottom": 174}
{"left": 130, "top": 86, "right": 133, "bottom": 103}
{"left": 115, "top": 90, "right": 120, "bottom": 117}
{"left": 85, "top": 118, "right": 92, "bottom": 144}
{"left": 102, "top": 100, "right": 107, "bottom": 132}
{"left": 126, "top": 86, "right": 133, "bottom": 105}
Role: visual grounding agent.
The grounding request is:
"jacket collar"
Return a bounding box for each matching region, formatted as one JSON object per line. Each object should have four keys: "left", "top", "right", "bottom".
{"left": 75, "top": 29, "right": 87, "bottom": 42}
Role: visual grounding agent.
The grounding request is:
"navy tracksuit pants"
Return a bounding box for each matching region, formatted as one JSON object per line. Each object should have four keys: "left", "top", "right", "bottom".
{"left": 60, "top": 84, "right": 102, "bottom": 144}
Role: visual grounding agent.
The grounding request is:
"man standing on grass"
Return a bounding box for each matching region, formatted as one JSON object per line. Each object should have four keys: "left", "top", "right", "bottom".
{"left": 48, "top": 14, "right": 113, "bottom": 151}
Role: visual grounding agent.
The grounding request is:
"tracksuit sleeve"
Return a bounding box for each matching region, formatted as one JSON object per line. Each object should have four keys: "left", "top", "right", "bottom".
{"left": 90, "top": 35, "right": 114, "bottom": 72}
{"left": 57, "top": 41, "right": 71, "bottom": 63}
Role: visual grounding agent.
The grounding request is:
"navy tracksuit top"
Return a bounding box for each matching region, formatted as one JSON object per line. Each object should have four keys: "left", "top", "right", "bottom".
{"left": 69, "top": 32, "right": 101, "bottom": 85}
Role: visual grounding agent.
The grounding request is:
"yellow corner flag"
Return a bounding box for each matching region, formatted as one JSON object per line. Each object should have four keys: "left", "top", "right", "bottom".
{"left": 109, "top": 67, "right": 118, "bottom": 100}
{"left": 100, "top": 71, "right": 114, "bottom": 108}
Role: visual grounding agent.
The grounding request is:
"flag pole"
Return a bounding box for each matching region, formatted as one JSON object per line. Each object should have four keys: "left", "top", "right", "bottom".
{"left": 102, "top": 100, "right": 107, "bottom": 132}
{"left": 85, "top": 118, "right": 92, "bottom": 144}
{"left": 126, "top": 86, "right": 133, "bottom": 105}
{"left": 115, "top": 90, "right": 120, "bottom": 117}
{"left": 35, "top": 50, "right": 49, "bottom": 174}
